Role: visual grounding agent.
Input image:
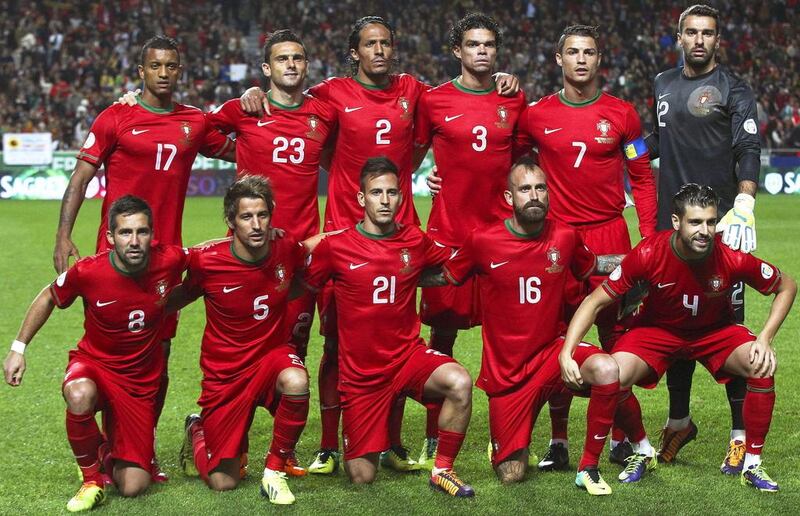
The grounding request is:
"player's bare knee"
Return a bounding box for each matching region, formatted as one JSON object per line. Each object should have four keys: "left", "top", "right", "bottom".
{"left": 346, "top": 463, "right": 377, "bottom": 484}
{"left": 495, "top": 456, "right": 526, "bottom": 484}
{"left": 62, "top": 379, "right": 97, "bottom": 414}
{"left": 117, "top": 480, "right": 149, "bottom": 498}
{"left": 445, "top": 366, "right": 472, "bottom": 404}
{"left": 114, "top": 466, "right": 151, "bottom": 497}
{"left": 584, "top": 355, "right": 619, "bottom": 385}
{"left": 207, "top": 474, "right": 239, "bottom": 491}
{"left": 277, "top": 367, "right": 309, "bottom": 395}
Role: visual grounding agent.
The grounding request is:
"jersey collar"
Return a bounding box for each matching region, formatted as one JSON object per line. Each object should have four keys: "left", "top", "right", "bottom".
{"left": 669, "top": 232, "right": 713, "bottom": 263}
{"left": 356, "top": 221, "right": 397, "bottom": 239}
{"left": 557, "top": 89, "right": 601, "bottom": 107}
{"left": 230, "top": 241, "right": 271, "bottom": 265}
{"left": 267, "top": 90, "right": 304, "bottom": 110}
{"left": 109, "top": 251, "right": 149, "bottom": 276}
{"left": 136, "top": 96, "right": 175, "bottom": 114}
{"left": 504, "top": 218, "right": 545, "bottom": 239}
{"left": 353, "top": 75, "right": 391, "bottom": 90}
{"left": 452, "top": 77, "right": 495, "bottom": 95}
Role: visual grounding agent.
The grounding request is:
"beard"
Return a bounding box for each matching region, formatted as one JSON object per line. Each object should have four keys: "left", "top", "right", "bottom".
{"left": 515, "top": 200, "right": 547, "bottom": 225}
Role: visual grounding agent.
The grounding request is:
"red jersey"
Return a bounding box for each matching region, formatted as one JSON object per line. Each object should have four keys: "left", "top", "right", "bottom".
{"left": 183, "top": 238, "right": 306, "bottom": 383}
{"left": 603, "top": 231, "right": 782, "bottom": 333}
{"left": 444, "top": 219, "right": 595, "bottom": 395}
{"left": 50, "top": 245, "right": 189, "bottom": 392}
{"left": 516, "top": 91, "right": 657, "bottom": 237}
{"left": 415, "top": 80, "right": 526, "bottom": 246}
{"left": 207, "top": 95, "right": 336, "bottom": 240}
{"left": 309, "top": 75, "right": 426, "bottom": 230}
{"left": 77, "top": 99, "right": 232, "bottom": 249}
{"left": 303, "top": 223, "right": 450, "bottom": 393}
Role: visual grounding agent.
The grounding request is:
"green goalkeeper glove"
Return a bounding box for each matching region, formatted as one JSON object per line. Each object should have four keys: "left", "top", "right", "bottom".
{"left": 718, "top": 193, "right": 756, "bottom": 253}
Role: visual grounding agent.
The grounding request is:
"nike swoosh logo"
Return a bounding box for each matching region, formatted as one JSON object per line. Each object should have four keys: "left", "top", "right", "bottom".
{"left": 131, "top": 129, "right": 149, "bottom": 135}
{"left": 751, "top": 443, "right": 764, "bottom": 449}
{"left": 222, "top": 285, "right": 243, "bottom": 293}
{"left": 344, "top": 106, "right": 363, "bottom": 113}
{"left": 658, "top": 93, "right": 671, "bottom": 100}
{"left": 544, "top": 128, "right": 562, "bottom": 134}
{"left": 96, "top": 300, "right": 116, "bottom": 307}
{"left": 490, "top": 261, "right": 509, "bottom": 269}
{"left": 349, "top": 262, "right": 368, "bottom": 270}
{"left": 657, "top": 282, "right": 676, "bottom": 289}
{"left": 444, "top": 114, "right": 463, "bottom": 122}
{"left": 594, "top": 434, "right": 608, "bottom": 440}
{"left": 257, "top": 120, "right": 276, "bottom": 127}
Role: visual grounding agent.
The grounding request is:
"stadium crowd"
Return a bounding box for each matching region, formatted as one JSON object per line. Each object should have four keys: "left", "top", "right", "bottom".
{"left": 0, "top": 0, "right": 798, "bottom": 150}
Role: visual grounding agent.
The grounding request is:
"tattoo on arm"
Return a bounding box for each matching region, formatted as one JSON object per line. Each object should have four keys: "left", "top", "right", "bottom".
{"left": 738, "top": 180, "right": 758, "bottom": 197}
{"left": 595, "top": 254, "right": 625, "bottom": 275}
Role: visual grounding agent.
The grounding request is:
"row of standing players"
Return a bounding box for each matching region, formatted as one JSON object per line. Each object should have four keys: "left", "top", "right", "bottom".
{"left": 5, "top": 8, "right": 794, "bottom": 511}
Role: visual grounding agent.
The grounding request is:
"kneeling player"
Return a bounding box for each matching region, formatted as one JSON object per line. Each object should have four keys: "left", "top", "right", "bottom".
{"left": 169, "top": 176, "right": 310, "bottom": 504}
{"left": 4, "top": 196, "right": 189, "bottom": 512}
{"left": 424, "top": 160, "right": 626, "bottom": 495}
{"left": 303, "top": 157, "right": 476, "bottom": 496}
{"left": 561, "top": 184, "right": 796, "bottom": 491}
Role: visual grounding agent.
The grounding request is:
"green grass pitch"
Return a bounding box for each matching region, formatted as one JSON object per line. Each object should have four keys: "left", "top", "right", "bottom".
{"left": 0, "top": 195, "right": 798, "bottom": 514}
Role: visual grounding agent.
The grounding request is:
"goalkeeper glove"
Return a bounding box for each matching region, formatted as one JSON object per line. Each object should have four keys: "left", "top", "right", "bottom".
{"left": 718, "top": 193, "right": 756, "bottom": 253}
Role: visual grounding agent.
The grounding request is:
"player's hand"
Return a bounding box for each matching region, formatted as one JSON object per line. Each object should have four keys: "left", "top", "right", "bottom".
{"left": 116, "top": 88, "right": 141, "bottom": 106}
{"left": 494, "top": 72, "right": 520, "bottom": 96}
{"left": 718, "top": 193, "right": 756, "bottom": 253}
{"left": 749, "top": 338, "right": 777, "bottom": 378}
{"left": 269, "top": 227, "right": 286, "bottom": 240}
{"left": 3, "top": 351, "right": 26, "bottom": 386}
{"left": 559, "top": 351, "right": 583, "bottom": 390}
{"left": 240, "top": 87, "right": 270, "bottom": 116}
{"left": 426, "top": 165, "right": 442, "bottom": 196}
{"left": 54, "top": 235, "right": 80, "bottom": 274}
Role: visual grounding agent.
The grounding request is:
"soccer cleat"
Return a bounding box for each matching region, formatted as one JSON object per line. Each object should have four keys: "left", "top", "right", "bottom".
{"left": 308, "top": 448, "right": 339, "bottom": 474}
{"left": 575, "top": 468, "right": 612, "bottom": 496}
{"left": 380, "top": 445, "right": 421, "bottom": 472}
{"left": 97, "top": 440, "right": 114, "bottom": 486}
{"left": 657, "top": 420, "right": 698, "bottom": 463}
{"left": 609, "top": 441, "right": 634, "bottom": 466}
{"left": 429, "top": 469, "right": 475, "bottom": 497}
{"left": 538, "top": 443, "right": 570, "bottom": 471}
{"left": 66, "top": 482, "right": 105, "bottom": 512}
{"left": 741, "top": 464, "right": 779, "bottom": 492}
{"left": 260, "top": 471, "right": 296, "bottom": 505}
{"left": 720, "top": 439, "right": 746, "bottom": 475}
{"left": 418, "top": 437, "right": 438, "bottom": 470}
{"left": 283, "top": 452, "right": 307, "bottom": 477}
{"left": 618, "top": 453, "right": 655, "bottom": 483}
{"left": 179, "top": 414, "right": 200, "bottom": 477}
{"left": 151, "top": 456, "right": 169, "bottom": 483}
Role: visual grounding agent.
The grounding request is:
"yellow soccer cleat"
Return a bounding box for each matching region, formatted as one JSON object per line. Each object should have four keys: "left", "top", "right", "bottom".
{"left": 260, "top": 471, "right": 296, "bottom": 505}
{"left": 418, "top": 437, "right": 438, "bottom": 471}
{"left": 576, "top": 468, "right": 612, "bottom": 496}
{"left": 308, "top": 448, "right": 339, "bottom": 474}
{"left": 66, "top": 482, "right": 105, "bottom": 512}
{"left": 179, "top": 414, "right": 201, "bottom": 477}
{"left": 380, "top": 445, "right": 421, "bottom": 472}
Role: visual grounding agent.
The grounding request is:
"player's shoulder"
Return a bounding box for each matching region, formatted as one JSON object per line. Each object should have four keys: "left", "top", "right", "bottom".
{"left": 635, "top": 230, "right": 672, "bottom": 255}
{"left": 715, "top": 66, "right": 754, "bottom": 93}
{"left": 151, "top": 244, "right": 192, "bottom": 267}
{"left": 190, "top": 238, "right": 233, "bottom": 261}
{"left": 173, "top": 102, "right": 206, "bottom": 119}
{"left": 392, "top": 73, "right": 421, "bottom": 86}
{"left": 76, "top": 250, "right": 112, "bottom": 272}
{"left": 655, "top": 67, "right": 681, "bottom": 85}
{"left": 599, "top": 91, "right": 635, "bottom": 109}
{"left": 424, "top": 80, "right": 456, "bottom": 96}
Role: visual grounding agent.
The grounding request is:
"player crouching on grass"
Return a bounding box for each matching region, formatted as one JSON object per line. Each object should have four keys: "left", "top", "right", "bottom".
{"left": 560, "top": 183, "right": 796, "bottom": 491}
{"left": 167, "top": 176, "right": 317, "bottom": 505}
{"left": 4, "top": 196, "right": 190, "bottom": 512}
{"left": 421, "top": 160, "right": 627, "bottom": 495}
{"left": 301, "top": 157, "right": 476, "bottom": 496}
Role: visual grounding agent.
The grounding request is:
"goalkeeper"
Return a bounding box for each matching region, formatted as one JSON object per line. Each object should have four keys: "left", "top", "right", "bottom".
{"left": 643, "top": 5, "right": 762, "bottom": 474}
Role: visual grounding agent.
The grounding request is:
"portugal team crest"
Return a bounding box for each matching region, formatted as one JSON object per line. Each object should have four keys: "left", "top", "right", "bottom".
{"left": 594, "top": 119, "right": 615, "bottom": 144}
{"left": 399, "top": 248, "right": 413, "bottom": 274}
{"left": 495, "top": 105, "right": 509, "bottom": 128}
{"left": 180, "top": 122, "right": 193, "bottom": 145}
{"left": 155, "top": 279, "right": 169, "bottom": 298}
{"left": 545, "top": 247, "right": 563, "bottom": 273}
{"left": 306, "top": 115, "right": 321, "bottom": 139}
{"left": 275, "top": 264, "right": 289, "bottom": 290}
{"left": 398, "top": 97, "right": 411, "bottom": 120}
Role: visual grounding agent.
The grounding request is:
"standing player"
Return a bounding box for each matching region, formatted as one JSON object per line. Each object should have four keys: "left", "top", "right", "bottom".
{"left": 513, "top": 24, "right": 658, "bottom": 469}
{"left": 239, "top": 18, "right": 519, "bottom": 473}
{"left": 423, "top": 159, "right": 629, "bottom": 495}
{"left": 302, "top": 157, "right": 476, "bottom": 497}
{"left": 170, "top": 177, "right": 310, "bottom": 504}
{"left": 561, "top": 184, "right": 796, "bottom": 491}
{"left": 5, "top": 196, "right": 189, "bottom": 511}
{"left": 412, "top": 13, "right": 526, "bottom": 466}
{"left": 53, "top": 35, "right": 235, "bottom": 480}
{"left": 644, "top": 5, "right": 762, "bottom": 470}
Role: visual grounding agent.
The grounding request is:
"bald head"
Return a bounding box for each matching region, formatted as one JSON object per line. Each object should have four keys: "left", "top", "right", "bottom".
{"left": 505, "top": 160, "right": 549, "bottom": 226}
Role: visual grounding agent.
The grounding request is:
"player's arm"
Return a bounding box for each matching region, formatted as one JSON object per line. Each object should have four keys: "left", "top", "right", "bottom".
{"left": 418, "top": 267, "right": 448, "bottom": 287}
{"left": 623, "top": 107, "right": 658, "bottom": 238}
{"left": 750, "top": 273, "right": 797, "bottom": 377}
{"left": 3, "top": 286, "right": 57, "bottom": 386}
{"left": 54, "top": 159, "right": 98, "bottom": 273}
{"left": 492, "top": 72, "right": 519, "bottom": 96}
{"left": 643, "top": 79, "right": 660, "bottom": 158}
{"left": 165, "top": 283, "right": 199, "bottom": 313}
{"left": 559, "top": 286, "right": 616, "bottom": 389}
{"left": 595, "top": 254, "right": 625, "bottom": 275}
{"left": 240, "top": 87, "right": 270, "bottom": 116}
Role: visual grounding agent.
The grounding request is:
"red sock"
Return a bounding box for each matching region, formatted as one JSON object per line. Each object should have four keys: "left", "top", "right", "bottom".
{"left": 155, "top": 371, "right": 168, "bottom": 425}
{"left": 66, "top": 410, "right": 103, "bottom": 484}
{"left": 579, "top": 381, "right": 619, "bottom": 470}
{"left": 388, "top": 397, "right": 406, "bottom": 447}
{"left": 190, "top": 420, "right": 211, "bottom": 482}
{"left": 614, "top": 390, "right": 646, "bottom": 442}
{"left": 744, "top": 377, "right": 775, "bottom": 455}
{"left": 425, "top": 403, "right": 442, "bottom": 439}
{"left": 429, "top": 331, "right": 456, "bottom": 357}
{"left": 266, "top": 393, "right": 310, "bottom": 471}
{"left": 318, "top": 350, "right": 340, "bottom": 450}
{"left": 548, "top": 392, "right": 573, "bottom": 440}
{"left": 434, "top": 429, "right": 465, "bottom": 471}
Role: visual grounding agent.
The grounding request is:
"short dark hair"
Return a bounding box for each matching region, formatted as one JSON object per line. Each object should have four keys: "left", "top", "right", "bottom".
{"left": 359, "top": 157, "right": 399, "bottom": 191}
{"left": 557, "top": 25, "right": 601, "bottom": 54}
{"left": 347, "top": 16, "right": 395, "bottom": 74}
{"left": 672, "top": 183, "right": 719, "bottom": 217}
{"left": 449, "top": 13, "right": 502, "bottom": 50}
{"left": 140, "top": 35, "right": 180, "bottom": 65}
{"left": 108, "top": 195, "right": 152, "bottom": 232}
{"left": 224, "top": 175, "right": 275, "bottom": 223}
{"left": 508, "top": 156, "right": 544, "bottom": 189}
{"left": 263, "top": 29, "right": 307, "bottom": 64}
{"left": 678, "top": 4, "right": 720, "bottom": 33}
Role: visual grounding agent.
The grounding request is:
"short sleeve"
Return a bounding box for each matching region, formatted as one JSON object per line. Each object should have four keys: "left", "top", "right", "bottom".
{"left": 442, "top": 232, "right": 477, "bottom": 286}
{"left": 734, "top": 253, "right": 782, "bottom": 295}
{"left": 50, "top": 263, "right": 82, "bottom": 309}
{"left": 303, "top": 237, "right": 334, "bottom": 292}
{"left": 76, "top": 108, "right": 118, "bottom": 166}
{"left": 413, "top": 90, "right": 434, "bottom": 148}
{"left": 602, "top": 245, "right": 646, "bottom": 299}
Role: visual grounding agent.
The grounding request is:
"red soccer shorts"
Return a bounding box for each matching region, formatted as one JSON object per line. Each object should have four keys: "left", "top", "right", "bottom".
{"left": 63, "top": 354, "right": 157, "bottom": 470}
{"left": 613, "top": 324, "right": 757, "bottom": 388}
{"left": 340, "top": 345, "right": 455, "bottom": 460}
{"left": 420, "top": 277, "right": 482, "bottom": 330}
{"left": 489, "top": 340, "right": 603, "bottom": 466}
{"left": 197, "top": 345, "right": 307, "bottom": 472}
